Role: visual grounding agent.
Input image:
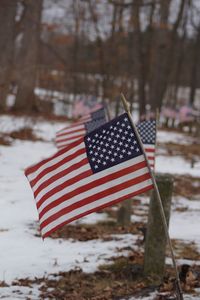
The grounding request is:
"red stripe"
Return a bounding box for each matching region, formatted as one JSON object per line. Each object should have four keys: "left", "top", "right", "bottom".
{"left": 56, "top": 126, "right": 85, "bottom": 138}
{"left": 42, "top": 184, "right": 153, "bottom": 238}
{"left": 40, "top": 171, "right": 151, "bottom": 229}
{"left": 25, "top": 138, "right": 84, "bottom": 176}
{"left": 56, "top": 133, "right": 84, "bottom": 143}
{"left": 37, "top": 168, "right": 92, "bottom": 210}
{"left": 34, "top": 157, "right": 89, "bottom": 198}
{"left": 30, "top": 147, "right": 86, "bottom": 188}
{"left": 144, "top": 148, "right": 155, "bottom": 153}
{"left": 38, "top": 160, "right": 148, "bottom": 217}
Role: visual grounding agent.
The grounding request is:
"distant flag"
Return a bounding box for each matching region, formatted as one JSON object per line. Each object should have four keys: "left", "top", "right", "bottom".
{"left": 178, "top": 105, "right": 194, "bottom": 123}
{"left": 136, "top": 119, "right": 157, "bottom": 169}
{"left": 72, "top": 96, "right": 102, "bottom": 118}
{"left": 25, "top": 113, "right": 154, "bottom": 238}
{"left": 55, "top": 108, "right": 107, "bottom": 150}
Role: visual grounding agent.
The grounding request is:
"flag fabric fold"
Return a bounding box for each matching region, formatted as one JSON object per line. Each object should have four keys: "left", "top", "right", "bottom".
{"left": 55, "top": 108, "right": 107, "bottom": 150}
{"left": 25, "top": 113, "right": 154, "bottom": 238}
{"left": 136, "top": 119, "right": 157, "bottom": 169}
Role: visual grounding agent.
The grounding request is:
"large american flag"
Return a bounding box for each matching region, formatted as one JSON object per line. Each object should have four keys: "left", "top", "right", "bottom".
{"left": 55, "top": 108, "right": 107, "bottom": 150}
{"left": 25, "top": 113, "right": 154, "bottom": 238}
{"left": 136, "top": 119, "right": 156, "bottom": 169}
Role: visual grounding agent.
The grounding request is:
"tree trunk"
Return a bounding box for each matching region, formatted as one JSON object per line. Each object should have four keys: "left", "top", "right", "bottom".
{"left": 0, "top": 0, "right": 16, "bottom": 112}
{"left": 189, "top": 28, "right": 200, "bottom": 105}
{"left": 14, "top": 0, "right": 42, "bottom": 112}
{"left": 148, "top": 0, "right": 171, "bottom": 112}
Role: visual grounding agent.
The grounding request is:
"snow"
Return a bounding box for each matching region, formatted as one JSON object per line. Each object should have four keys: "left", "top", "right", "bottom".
{"left": 0, "top": 114, "right": 199, "bottom": 299}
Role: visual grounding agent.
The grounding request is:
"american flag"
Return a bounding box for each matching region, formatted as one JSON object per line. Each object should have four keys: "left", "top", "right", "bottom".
{"left": 55, "top": 108, "right": 107, "bottom": 150}
{"left": 72, "top": 97, "right": 102, "bottom": 118}
{"left": 136, "top": 119, "right": 156, "bottom": 169}
{"left": 25, "top": 113, "right": 154, "bottom": 238}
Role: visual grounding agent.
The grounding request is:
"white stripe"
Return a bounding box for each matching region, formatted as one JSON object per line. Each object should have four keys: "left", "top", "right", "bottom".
{"left": 144, "top": 144, "right": 155, "bottom": 150}
{"left": 38, "top": 155, "right": 145, "bottom": 212}
{"left": 56, "top": 130, "right": 86, "bottom": 142}
{"left": 41, "top": 178, "right": 152, "bottom": 236}
{"left": 27, "top": 142, "right": 85, "bottom": 182}
{"left": 39, "top": 163, "right": 150, "bottom": 223}
{"left": 35, "top": 163, "right": 90, "bottom": 201}
{"left": 56, "top": 137, "right": 82, "bottom": 148}
{"left": 57, "top": 124, "right": 84, "bottom": 135}
{"left": 33, "top": 153, "right": 87, "bottom": 194}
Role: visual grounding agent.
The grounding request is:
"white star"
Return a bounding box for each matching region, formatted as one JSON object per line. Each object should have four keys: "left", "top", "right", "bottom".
{"left": 119, "top": 129, "right": 122, "bottom": 133}
{"left": 92, "top": 157, "right": 95, "bottom": 161}
{"left": 122, "top": 123, "right": 125, "bottom": 127}
{"left": 122, "top": 149, "right": 126, "bottom": 153}
{"left": 97, "top": 159, "right": 101, "bottom": 163}
{"left": 111, "top": 158, "right": 115, "bottom": 162}
{"left": 133, "top": 140, "right": 137, "bottom": 144}
{"left": 105, "top": 156, "right": 109, "bottom": 160}
{"left": 94, "top": 152, "right": 98, "bottom": 156}
{"left": 95, "top": 133, "right": 98, "bottom": 138}
{"left": 111, "top": 145, "right": 115, "bottom": 149}
{"left": 128, "top": 151, "right": 132, "bottom": 155}
{"left": 103, "top": 161, "right": 106, "bottom": 165}
{"left": 102, "top": 148, "right": 106, "bottom": 153}
{"left": 136, "top": 148, "right": 140, "bottom": 152}
{"left": 119, "top": 154, "right": 123, "bottom": 159}
{"left": 87, "top": 137, "right": 91, "bottom": 141}
{"left": 94, "top": 165, "right": 98, "bottom": 169}
{"left": 124, "top": 117, "right": 128, "bottom": 122}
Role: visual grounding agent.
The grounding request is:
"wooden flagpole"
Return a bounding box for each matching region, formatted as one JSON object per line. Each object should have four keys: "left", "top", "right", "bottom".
{"left": 120, "top": 93, "right": 183, "bottom": 300}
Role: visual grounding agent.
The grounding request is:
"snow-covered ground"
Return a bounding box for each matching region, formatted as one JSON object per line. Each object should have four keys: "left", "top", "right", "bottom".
{"left": 0, "top": 114, "right": 199, "bottom": 299}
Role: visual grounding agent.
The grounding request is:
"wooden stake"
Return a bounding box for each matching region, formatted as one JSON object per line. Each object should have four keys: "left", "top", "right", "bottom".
{"left": 120, "top": 93, "right": 184, "bottom": 300}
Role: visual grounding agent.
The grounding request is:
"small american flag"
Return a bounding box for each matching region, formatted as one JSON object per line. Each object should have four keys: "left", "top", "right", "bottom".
{"left": 72, "top": 97, "right": 102, "bottom": 118}
{"left": 136, "top": 119, "right": 156, "bottom": 169}
{"left": 25, "top": 113, "right": 154, "bottom": 238}
{"left": 55, "top": 108, "right": 107, "bottom": 150}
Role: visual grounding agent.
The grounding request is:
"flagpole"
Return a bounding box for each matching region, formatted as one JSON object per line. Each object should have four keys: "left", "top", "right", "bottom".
{"left": 120, "top": 93, "right": 183, "bottom": 300}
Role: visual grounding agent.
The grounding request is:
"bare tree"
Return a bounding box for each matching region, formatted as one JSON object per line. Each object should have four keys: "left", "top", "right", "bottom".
{"left": 0, "top": 0, "right": 16, "bottom": 112}
{"left": 13, "top": 0, "right": 43, "bottom": 112}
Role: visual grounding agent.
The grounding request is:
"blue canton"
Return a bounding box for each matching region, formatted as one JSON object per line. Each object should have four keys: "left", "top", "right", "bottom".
{"left": 84, "top": 113, "right": 142, "bottom": 173}
{"left": 85, "top": 108, "right": 107, "bottom": 133}
{"left": 136, "top": 120, "right": 156, "bottom": 145}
